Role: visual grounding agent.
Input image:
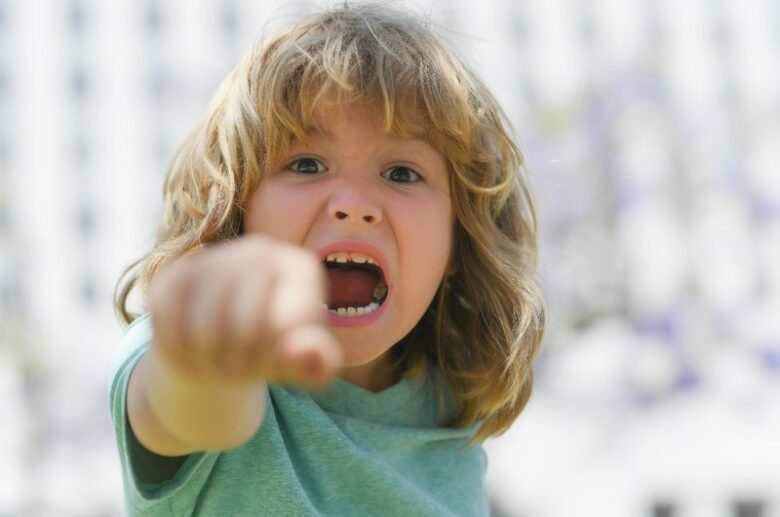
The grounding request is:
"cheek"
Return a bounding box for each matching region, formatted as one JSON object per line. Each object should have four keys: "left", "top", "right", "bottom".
{"left": 244, "top": 182, "right": 319, "bottom": 242}
{"left": 397, "top": 196, "right": 453, "bottom": 291}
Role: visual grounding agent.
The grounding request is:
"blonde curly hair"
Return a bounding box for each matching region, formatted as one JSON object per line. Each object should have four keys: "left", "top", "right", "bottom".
{"left": 116, "top": 1, "right": 545, "bottom": 442}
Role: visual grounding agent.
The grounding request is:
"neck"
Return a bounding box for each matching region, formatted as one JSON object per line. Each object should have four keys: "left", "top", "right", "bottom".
{"left": 338, "top": 353, "right": 400, "bottom": 392}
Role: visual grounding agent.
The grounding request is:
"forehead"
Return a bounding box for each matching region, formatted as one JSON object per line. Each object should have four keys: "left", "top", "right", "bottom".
{"left": 290, "top": 104, "right": 447, "bottom": 170}
{"left": 302, "top": 101, "right": 429, "bottom": 141}
{"left": 296, "top": 112, "right": 440, "bottom": 167}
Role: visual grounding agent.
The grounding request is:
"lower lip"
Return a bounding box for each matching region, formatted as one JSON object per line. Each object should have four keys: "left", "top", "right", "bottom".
{"left": 324, "top": 296, "right": 389, "bottom": 327}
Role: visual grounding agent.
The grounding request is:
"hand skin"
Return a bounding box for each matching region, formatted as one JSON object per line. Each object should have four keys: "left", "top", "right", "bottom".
{"left": 127, "top": 235, "right": 342, "bottom": 456}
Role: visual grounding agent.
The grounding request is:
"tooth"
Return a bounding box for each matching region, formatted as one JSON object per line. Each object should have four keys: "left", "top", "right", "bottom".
{"left": 356, "top": 307, "right": 366, "bottom": 315}
{"left": 372, "top": 285, "right": 387, "bottom": 300}
{"left": 336, "top": 254, "right": 348, "bottom": 263}
{"left": 347, "top": 307, "right": 357, "bottom": 315}
{"left": 351, "top": 253, "right": 367, "bottom": 263}
{"left": 369, "top": 302, "right": 379, "bottom": 311}
{"left": 327, "top": 254, "right": 336, "bottom": 262}
{"left": 337, "top": 308, "right": 347, "bottom": 316}
{"left": 366, "top": 257, "right": 376, "bottom": 265}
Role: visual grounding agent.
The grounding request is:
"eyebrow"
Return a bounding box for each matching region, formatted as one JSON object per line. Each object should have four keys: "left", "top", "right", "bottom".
{"left": 301, "top": 126, "right": 430, "bottom": 145}
{"left": 303, "top": 126, "right": 331, "bottom": 137}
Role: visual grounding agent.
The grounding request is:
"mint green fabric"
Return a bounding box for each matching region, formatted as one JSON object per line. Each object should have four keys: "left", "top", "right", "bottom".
{"left": 109, "top": 315, "right": 489, "bottom": 516}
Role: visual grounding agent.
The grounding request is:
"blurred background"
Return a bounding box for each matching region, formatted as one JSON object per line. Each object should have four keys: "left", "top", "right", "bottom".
{"left": 1, "top": 0, "right": 778, "bottom": 515}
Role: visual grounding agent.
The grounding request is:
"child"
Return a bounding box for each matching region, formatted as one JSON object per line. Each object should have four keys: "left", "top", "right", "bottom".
{"left": 111, "top": 2, "right": 545, "bottom": 515}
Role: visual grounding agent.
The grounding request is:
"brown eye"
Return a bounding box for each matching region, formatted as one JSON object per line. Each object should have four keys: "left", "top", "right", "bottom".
{"left": 382, "top": 166, "right": 421, "bottom": 183}
{"left": 289, "top": 157, "right": 325, "bottom": 174}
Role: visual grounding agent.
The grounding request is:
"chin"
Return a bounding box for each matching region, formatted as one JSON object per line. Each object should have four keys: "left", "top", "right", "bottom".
{"left": 331, "top": 327, "right": 394, "bottom": 366}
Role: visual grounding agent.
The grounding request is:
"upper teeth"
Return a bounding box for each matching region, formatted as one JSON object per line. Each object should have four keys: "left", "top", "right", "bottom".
{"left": 324, "top": 252, "right": 378, "bottom": 266}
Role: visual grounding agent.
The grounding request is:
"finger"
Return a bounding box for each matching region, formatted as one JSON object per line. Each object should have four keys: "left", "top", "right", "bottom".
{"left": 266, "top": 250, "right": 327, "bottom": 337}
{"left": 149, "top": 261, "right": 197, "bottom": 374}
{"left": 188, "top": 271, "right": 232, "bottom": 374}
{"left": 220, "top": 269, "right": 276, "bottom": 378}
{"left": 276, "top": 324, "right": 342, "bottom": 387}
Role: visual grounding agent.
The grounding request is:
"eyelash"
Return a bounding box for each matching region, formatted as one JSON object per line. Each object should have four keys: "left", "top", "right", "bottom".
{"left": 286, "top": 157, "right": 423, "bottom": 184}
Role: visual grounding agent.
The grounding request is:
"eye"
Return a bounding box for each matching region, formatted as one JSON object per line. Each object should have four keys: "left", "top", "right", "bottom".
{"left": 381, "top": 166, "right": 421, "bottom": 184}
{"left": 287, "top": 157, "right": 326, "bottom": 175}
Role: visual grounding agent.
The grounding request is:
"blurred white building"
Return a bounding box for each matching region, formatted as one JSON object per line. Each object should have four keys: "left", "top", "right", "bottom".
{"left": 0, "top": 0, "right": 779, "bottom": 515}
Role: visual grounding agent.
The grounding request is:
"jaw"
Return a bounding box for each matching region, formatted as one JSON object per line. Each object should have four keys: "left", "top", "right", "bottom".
{"left": 326, "top": 295, "right": 398, "bottom": 367}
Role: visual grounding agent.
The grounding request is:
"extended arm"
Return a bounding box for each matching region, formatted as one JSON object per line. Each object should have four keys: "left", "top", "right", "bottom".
{"left": 127, "top": 346, "right": 266, "bottom": 456}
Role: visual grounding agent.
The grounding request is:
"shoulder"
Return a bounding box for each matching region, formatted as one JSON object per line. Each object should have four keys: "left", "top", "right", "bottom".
{"left": 108, "top": 314, "right": 222, "bottom": 515}
{"left": 110, "top": 314, "right": 153, "bottom": 378}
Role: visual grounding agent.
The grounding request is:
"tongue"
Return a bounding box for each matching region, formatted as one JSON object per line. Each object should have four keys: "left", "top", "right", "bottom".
{"left": 326, "top": 268, "right": 377, "bottom": 308}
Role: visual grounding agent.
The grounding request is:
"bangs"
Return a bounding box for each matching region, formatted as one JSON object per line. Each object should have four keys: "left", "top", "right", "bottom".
{"left": 254, "top": 6, "right": 480, "bottom": 169}
{"left": 294, "top": 84, "right": 427, "bottom": 146}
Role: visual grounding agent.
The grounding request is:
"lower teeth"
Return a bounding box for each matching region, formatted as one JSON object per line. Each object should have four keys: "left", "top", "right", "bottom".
{"left": 320, "top": 282, "right": 388, "bottom": 317}
{"left": 322, "top": 301, "right": 381, "bottom": 317}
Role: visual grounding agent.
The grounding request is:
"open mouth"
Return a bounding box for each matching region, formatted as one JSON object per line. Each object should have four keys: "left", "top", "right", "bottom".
{"left": 322, "top": 252, "right": 388, "bottom": 317}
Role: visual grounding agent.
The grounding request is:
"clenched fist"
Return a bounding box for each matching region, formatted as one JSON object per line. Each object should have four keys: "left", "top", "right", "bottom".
{"left": 148, "top": 235, "right": 342, "bottom": 387}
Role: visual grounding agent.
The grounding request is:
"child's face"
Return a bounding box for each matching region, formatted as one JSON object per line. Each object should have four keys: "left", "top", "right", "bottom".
{"left": 244, "top": 103, "right": 453, "bottom": 386}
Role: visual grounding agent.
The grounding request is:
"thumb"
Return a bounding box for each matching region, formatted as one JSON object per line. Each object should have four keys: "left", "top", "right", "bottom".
{"left": 276, "top": 324, "right": 342, "bottom": 387}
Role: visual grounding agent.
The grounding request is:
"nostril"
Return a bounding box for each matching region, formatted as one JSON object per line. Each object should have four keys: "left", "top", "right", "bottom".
{"left": 333, "top": 211, "right": 377, "bottom": 223}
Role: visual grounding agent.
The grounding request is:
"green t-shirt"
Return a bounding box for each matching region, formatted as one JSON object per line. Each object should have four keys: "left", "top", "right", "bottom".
{"left": 109, "top": 315, "right": 489, "bottom": 516}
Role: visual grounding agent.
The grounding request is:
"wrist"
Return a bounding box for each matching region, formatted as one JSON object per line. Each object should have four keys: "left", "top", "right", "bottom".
{"left": 143, "top": 345, "right": 267, "bottom": 452}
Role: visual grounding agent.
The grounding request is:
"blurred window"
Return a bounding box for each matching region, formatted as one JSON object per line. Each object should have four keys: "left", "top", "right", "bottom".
{"left": 221, "top": 3, "right": 238, "bottom": 36}
{"left": 0, "top": 273, "right": 22, "bottom": 313}
{"left": 652, "top": 501, "right": 676, "bottom": 517}
{"left": 68, "top": 0, "right": 85, "bottom": 33}
{"left": 80, "top": 273, "right": 95, "bottom": 306}
{"left": 145, "top": 1, "right": 163, "bottom": 34}
{"left": 734, "top": 500, "right": 765, "bottom": 517}
{"left": 71, "top": 66, "right": 88, "bottom": 101}
{"left": 76, "top": 201, "right": 93, "bottom": 239}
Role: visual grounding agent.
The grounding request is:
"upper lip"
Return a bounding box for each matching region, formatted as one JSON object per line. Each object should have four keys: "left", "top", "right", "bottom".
{"left": 316, "top": 240, "right": 391, "bottom": 287}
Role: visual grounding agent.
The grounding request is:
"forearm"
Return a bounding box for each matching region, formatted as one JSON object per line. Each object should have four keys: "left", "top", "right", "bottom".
{"left": 128, "top": 346, "right": 267, "bottom": 456}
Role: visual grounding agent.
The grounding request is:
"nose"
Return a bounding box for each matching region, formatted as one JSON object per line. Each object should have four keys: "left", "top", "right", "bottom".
{"left": 327, "top": 187, "right": 383, "bottom": 226}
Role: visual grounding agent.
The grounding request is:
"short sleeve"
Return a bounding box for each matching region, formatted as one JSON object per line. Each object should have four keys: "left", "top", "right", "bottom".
{"left": 108, "top": 314, "right": 220, "bottom": 516}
